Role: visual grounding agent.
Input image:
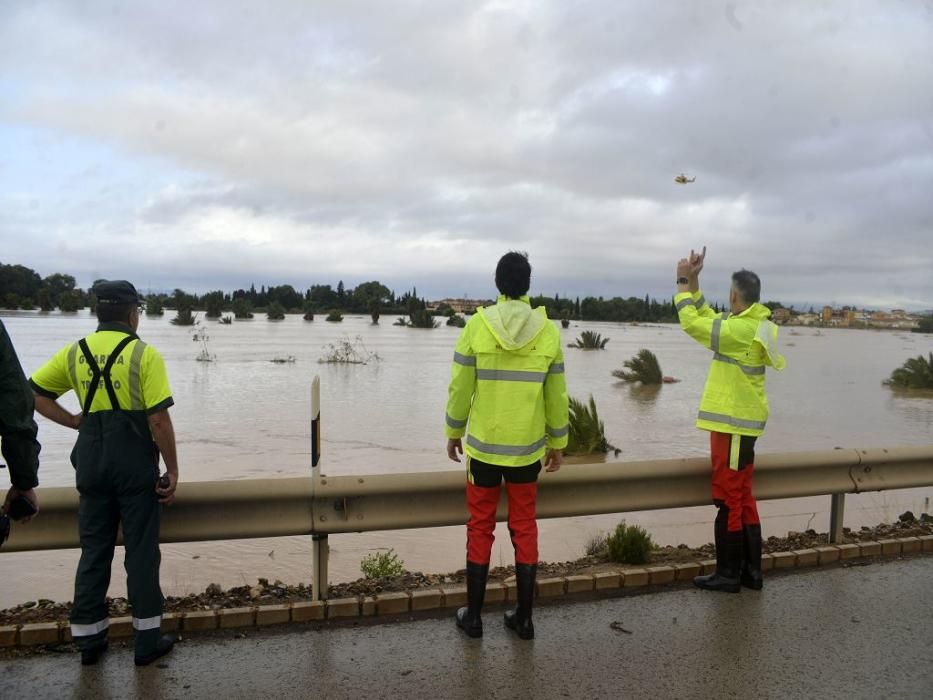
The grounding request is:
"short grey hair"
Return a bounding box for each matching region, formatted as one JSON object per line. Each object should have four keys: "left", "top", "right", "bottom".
{"left": 731, "top": 269, "right": 761, "bottom": 304}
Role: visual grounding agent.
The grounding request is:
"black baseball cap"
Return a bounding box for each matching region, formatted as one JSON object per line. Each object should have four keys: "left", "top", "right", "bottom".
{"left": 92, "top": 280, "right": 143, "bottom": 305}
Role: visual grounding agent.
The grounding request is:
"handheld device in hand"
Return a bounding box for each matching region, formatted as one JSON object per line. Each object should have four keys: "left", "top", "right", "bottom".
{"left": 8, "top": 495, "right": 37, "bottom": 521}
{"left": 157, "top": 475, "right": 171, "bottom": 490}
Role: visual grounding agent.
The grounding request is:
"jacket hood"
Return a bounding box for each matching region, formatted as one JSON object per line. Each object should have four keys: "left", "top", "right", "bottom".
{"left": 733, "top": 303, "right": 785, "bottom": 370}
{"left": 478, "top": 295, "right": 548, "bottom": 350}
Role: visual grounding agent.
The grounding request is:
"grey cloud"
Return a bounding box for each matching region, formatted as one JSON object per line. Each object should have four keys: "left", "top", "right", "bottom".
{"left": 1, "top": 1, "right": 931, "bottom": 308}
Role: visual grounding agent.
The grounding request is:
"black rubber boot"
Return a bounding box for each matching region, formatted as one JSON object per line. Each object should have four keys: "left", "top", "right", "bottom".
{"left": 134, "top": 634, "right": 177, "bottom": 667}
{"left": 456, "top": 562, "right": 488, "bottom": 638}
{"left": 694, "top": 531, "right": 742, "bottom": 593}
{"left": 504, "top": 563, "right": 536, "bottom": 640}
{"left": 693, "top": 507, "right": 727, "bottom": 588}
{"left": 80, "top": 640, "right": 108, "bottom": 666}
{"left": 741, "top": 524, "right": 764, "bottom": 590}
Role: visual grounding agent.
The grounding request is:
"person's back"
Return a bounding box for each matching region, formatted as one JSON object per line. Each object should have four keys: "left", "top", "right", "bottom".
{"left": 0, "top": 320, "right": 41, "bottom": 537}
{"left": 450, "top": 298, "right": 565, "bottom": 464}
{"left": 30, "top": 280, "right": 179, "bottom": 666}
{"left": 674, "top": 249, "right": 785, "bottom": 594}
{"left": 446, "top": 251, "right": 568, "bottom": 641}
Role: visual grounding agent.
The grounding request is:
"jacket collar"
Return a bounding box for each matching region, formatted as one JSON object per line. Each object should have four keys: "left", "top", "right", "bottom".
{"left": 96, "top": 321, "right": 135, "bottom": 335}
{"left": 497, "top": 294, "right": 531, "bottom": 305}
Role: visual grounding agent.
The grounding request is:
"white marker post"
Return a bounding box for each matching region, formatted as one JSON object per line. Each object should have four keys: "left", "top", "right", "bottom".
{"left": 309, "top": 375, "right": 329, "bottom": 600}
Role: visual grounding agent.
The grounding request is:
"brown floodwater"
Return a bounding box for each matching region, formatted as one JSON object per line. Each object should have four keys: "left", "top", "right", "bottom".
{"left": 1, "top": 311, "right": 931, "bottom": 606}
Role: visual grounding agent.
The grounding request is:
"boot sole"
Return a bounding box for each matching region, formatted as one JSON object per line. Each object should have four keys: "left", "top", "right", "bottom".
{"left": 693, "top": 580, "right": 741, "bottom": 594}
{"left": 504, "top": 616, "right": 534, "bottom": 640}
{"left": 456, "top": 621, "right": 483, "bottom": 639}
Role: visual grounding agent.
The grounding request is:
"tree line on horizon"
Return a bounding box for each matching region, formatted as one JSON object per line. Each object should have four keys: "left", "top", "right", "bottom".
{"left": 2, "top": 260, "right": 696, "bottom": 323}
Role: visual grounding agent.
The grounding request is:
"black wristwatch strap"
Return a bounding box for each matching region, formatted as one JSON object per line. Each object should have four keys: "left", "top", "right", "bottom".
{"left": 676, "top": 277, "right": 689, "bottom": 285}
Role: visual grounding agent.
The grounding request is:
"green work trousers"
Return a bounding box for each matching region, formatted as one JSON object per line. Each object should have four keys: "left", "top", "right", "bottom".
{"left": 69, "top": 411, "right": 163, "bottom": 656}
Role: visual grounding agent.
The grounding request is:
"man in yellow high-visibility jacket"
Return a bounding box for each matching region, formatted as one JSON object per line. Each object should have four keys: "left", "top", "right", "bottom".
{"left": 445, "top": 251, "right": 569, "bottom": 640}
{"left": 674, "top": 247, "right": 785, "bottom": 593}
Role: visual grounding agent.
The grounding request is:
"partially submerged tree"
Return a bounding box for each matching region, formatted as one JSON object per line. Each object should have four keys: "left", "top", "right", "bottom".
{"left": 570, "top": 331, "right": 609, "bottom": 350}
{"left": 267, "top": 301, "right": 286, "bottom": 320}
{"left": 884, "top": 353, "right": 933, "bottom": 389}
{"left": 446, "top": 314, "right": 466, "bottom": 328}
{"left": 326, "top": 310, "right": 343, "bottom": 322}
{"left": 613, "top": 349, "right": 663, "bottom": 385}
{"left": 171, "top": 307, "right": 195, "bottom": 326}
{"left": 146, "top": 297, "right": 164, "bottom": 316}
{"left": 566, "top": 395, "right": 619, "bottom": 456}
{"left": 408, "top": 309, "right": 438, "bottom": 328}
{"left": 232, "top": 298, "right": 253, "bottom": 319}
{"left": 319, "top": 336, "right": 380, "bottom": 364}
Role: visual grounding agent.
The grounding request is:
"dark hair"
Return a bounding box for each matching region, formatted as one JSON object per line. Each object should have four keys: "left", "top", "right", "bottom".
{"left": 96, "top": 303, "right": 136, "bottom": 324}
{"left": 731, "top": 269, "right": 761, "bottom": 304}
{"left": 495, "top": 251, "right": 532, "bottom": 299}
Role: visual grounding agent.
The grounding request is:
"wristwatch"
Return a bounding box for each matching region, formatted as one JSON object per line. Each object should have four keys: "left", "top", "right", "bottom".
{"left": 676, "top": 277, "right": 689, "bottom": 285}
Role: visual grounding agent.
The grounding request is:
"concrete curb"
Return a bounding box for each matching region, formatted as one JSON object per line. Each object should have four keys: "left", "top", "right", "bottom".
{"left": 3, "top": 536, "right": 932, "bottom": 649}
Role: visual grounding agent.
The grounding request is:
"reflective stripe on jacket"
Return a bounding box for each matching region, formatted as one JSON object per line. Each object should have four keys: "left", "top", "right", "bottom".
{"left": 445, "top": 295, "right": 569, "bottom": 466}
{"left": 675, "top": 290, "right": 785, "bottom": 437}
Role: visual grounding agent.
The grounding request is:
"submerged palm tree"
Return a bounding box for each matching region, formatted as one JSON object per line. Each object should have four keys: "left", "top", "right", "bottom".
{"left": 566, "top": 395, "right": 618, "bottom": 456}
{"left": 613, "top": 349, "right": 663, "bottom": 385}
{"left": 570, "top": 331, "right": 609, "bottom": 350}
{"left": 884, "top": 353, "right": 933, "bottom": 389}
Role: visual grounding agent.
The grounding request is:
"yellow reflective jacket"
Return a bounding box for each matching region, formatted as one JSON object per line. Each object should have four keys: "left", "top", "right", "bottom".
{"left": 445, "top": 295, "right": 569, "bottom": 466}
{"left": 675, "top": 290, "right": 785, "bottom": 437}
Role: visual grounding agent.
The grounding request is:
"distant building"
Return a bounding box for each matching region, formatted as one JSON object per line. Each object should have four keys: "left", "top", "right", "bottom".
{"left": 431, "top": 298, "right": 494, "bottom": 314}
{"left": 772, "top": 308, "right": 792, "bottom": 324}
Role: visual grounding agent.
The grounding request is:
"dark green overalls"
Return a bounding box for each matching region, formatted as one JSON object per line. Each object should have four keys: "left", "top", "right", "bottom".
{"left": 69, "top": 332, "right": 164, "bottom": 657}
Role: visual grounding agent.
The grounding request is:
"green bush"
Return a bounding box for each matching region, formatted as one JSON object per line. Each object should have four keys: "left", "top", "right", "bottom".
{"left": 613, "top": 348, "right": 663, "bottom": 384}
{"left": 326, "top": 310, "right": 343, "bottom": 322}
{"left": 606, "top": 522, "right": 653, "bottom": 565}
{"left": 360, "top": 549, "right": 405, "bottom": 579}
{"left": 446, "top": 314, "right": 466, "bottom": 328}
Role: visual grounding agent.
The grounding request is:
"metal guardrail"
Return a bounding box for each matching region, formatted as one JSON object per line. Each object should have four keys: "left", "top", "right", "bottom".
{"left": 3, "top": 374, "right": 932, "bottom": 601}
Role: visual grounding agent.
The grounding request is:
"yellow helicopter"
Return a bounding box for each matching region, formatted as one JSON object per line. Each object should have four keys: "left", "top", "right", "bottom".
{"left": 674, "top": 173, "right": 696, "bottom": 184}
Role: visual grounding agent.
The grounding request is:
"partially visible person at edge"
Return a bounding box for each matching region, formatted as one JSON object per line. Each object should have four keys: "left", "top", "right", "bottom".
{"left": 445, "top": 251, "right": 569, "bottom": 639}
{"left": 674, "top": 247, "right": 785, "bottom": 593}
{"left": 0, "top": 319, "right": 42, "bottom": 535}
{"left": 29, "top": 280, "right": 180, "bottom": 666}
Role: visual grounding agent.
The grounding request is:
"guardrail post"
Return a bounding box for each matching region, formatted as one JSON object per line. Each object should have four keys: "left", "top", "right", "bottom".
{"left": 829, "top": 493, "right": 846, "bottom": 544}
{"left": 309, "top": 375, "right": 329, "bottom": 600}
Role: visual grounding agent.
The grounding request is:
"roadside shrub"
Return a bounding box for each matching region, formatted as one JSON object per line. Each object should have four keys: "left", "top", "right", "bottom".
{"left": 613, "top": 348, "right": 663, "bottom": 384}
{"left": 570, "top": 330, "right": 609, "bottom": 349}
{"left": 360, "top": 549, "right": 405, "bottom": 579}
{"left": 606, "top": 522, "right": 653, "bottom": 565}
{"left": 584, "top": 532, "right": 608, "bottom": 557}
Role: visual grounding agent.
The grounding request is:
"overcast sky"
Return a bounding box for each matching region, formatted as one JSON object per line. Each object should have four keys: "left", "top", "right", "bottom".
{"left": 1, "top": 1, "right": 931, "bottom": 309}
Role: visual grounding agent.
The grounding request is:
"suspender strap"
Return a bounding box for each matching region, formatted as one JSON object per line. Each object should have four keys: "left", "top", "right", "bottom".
{"left": 77, "top": 340, "right": 100, "bottom": 416}
{"left": 77, "top": 335, "right": 139, "bottom": 414}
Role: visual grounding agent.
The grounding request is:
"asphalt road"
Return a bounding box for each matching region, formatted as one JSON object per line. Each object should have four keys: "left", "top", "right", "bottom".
{"left": 2, "top": 557, "right": 931, "bottom": 699}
